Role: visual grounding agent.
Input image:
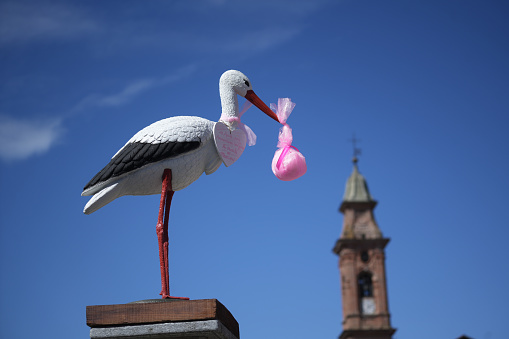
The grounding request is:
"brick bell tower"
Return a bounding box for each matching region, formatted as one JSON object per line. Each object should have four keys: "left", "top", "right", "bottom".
{"left": 333, "top": 156, "right": 396, "bottom": 339}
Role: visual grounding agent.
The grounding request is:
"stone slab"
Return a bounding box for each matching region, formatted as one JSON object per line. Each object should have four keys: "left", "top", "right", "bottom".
{"left": 90, "top": 319, "right": 238, "bottom": 339}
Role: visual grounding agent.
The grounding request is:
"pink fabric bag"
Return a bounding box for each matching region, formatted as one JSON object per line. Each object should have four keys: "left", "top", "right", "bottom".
{"left": 271, "top": 98, "right": 307, "bottom": 181}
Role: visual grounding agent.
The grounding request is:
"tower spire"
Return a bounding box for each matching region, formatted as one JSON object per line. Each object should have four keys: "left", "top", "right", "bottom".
{"left": 340, "top": 146, "right": 375, "bottom": 213}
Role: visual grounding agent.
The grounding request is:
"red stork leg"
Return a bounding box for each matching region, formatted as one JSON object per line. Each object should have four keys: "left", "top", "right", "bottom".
{"left": 156, "top": 169, "right": 189, "bottom": 300}
{"left": 156, "top": 169, "right": 173, "bottom": 298}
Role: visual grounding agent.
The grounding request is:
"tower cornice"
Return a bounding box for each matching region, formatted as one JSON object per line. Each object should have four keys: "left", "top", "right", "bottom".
{"left": 339, "top": 200, "right": 378, "bottom": 214}
{"left": 333, "top": 238, "right": 390, "bottom": 255}
{"left": 339, "top": 328, "right": 396, "bottom": 339}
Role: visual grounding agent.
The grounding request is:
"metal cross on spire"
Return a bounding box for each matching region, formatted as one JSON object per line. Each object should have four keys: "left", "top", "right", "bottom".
{"left": 349, "top": 133, "right": 361, "bottom": 164}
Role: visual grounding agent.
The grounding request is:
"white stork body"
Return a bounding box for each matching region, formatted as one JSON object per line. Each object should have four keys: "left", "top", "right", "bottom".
{"left": 82, "top": 116, "right": 222, "bottom": 214}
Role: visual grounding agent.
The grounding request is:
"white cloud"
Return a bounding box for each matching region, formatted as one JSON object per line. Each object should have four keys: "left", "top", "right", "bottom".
{"left": 70, "top": 79, "right": 157, "bottom": 113}
{"left": 71, "top": 65, "right": 198, "bottom": 113}
{"left": 223, "top": 26, "right": 303, "bottom": 53}
{"left": 0, "top": 1, "right": 99, "bottom": 45}
{"left": 0, "top": 115, "right": 64, "bottom": 161}
{"left": 0, "top": 0, "right": 321, "bottom": 57}
{"left": 97, "top": 79, "right": 157, "bottom": 107}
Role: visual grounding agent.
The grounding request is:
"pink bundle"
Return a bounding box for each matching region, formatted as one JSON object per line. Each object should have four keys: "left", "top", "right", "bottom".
{"left": 271, "top": 98, "right": 307, "bottom": 181}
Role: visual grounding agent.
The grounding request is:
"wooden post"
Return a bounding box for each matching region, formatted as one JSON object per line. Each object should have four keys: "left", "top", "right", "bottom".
{"left": 86, "top": 299, "right": 239, "bottom": 339}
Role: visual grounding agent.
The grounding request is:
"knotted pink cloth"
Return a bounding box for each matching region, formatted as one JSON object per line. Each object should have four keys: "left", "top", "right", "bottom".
{"left": 270, "top": 98, "right": 306, "bottom": 181}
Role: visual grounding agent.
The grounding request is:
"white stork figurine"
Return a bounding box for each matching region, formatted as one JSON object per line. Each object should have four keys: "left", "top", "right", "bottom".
{"left": 82, "top": 70, "right": 279, "bottom": 298}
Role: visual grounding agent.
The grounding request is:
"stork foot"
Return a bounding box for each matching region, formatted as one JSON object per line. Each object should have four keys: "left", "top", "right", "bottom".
{"left": 161, "top": 295, "right": 190, "bottom": 300}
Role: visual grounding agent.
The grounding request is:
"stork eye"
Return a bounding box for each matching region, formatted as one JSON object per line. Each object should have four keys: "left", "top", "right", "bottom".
{"left": 244, "top": 80, "right": 250, "bottom": 87}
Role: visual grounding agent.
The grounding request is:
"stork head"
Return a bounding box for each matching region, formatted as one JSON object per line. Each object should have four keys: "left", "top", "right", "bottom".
{"left": 219, "top": 70, "right": 279, "bottom": 123}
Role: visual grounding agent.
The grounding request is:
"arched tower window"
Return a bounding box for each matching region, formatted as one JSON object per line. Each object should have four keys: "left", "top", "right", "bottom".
{"left": 358, "top": 271, "right": 376, "bottom": 315}
{"left": 358, "top": 271, "right": 373, "bottom": 297}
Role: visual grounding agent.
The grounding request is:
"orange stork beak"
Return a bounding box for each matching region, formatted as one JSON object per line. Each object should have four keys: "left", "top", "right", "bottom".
{"left": 245, "top": 90, "right": 280, "bottom": 123}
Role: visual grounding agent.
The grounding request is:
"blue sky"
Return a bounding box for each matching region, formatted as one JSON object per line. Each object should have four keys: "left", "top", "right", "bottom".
{"left": 1, "top": 1, "right": 508, "bottom": 338}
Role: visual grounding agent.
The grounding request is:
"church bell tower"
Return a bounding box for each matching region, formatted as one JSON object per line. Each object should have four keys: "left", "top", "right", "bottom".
{"left": 333, "top": 156, "right": 396, "bottom": 339}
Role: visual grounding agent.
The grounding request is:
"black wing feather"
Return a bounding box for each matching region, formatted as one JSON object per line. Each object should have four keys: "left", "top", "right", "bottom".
{"left": 84, "top": 140, "right": 200, "bottom": 191}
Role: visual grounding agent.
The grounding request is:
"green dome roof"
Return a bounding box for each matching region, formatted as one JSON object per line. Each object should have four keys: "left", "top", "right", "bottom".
{"left": 342, "top": 159, "right": 374, "bottom": 203}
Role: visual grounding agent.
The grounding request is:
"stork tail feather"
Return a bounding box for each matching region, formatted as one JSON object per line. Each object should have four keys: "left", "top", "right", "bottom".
{"left": 83, "top": 183, "right": 121, "bottom": 215}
